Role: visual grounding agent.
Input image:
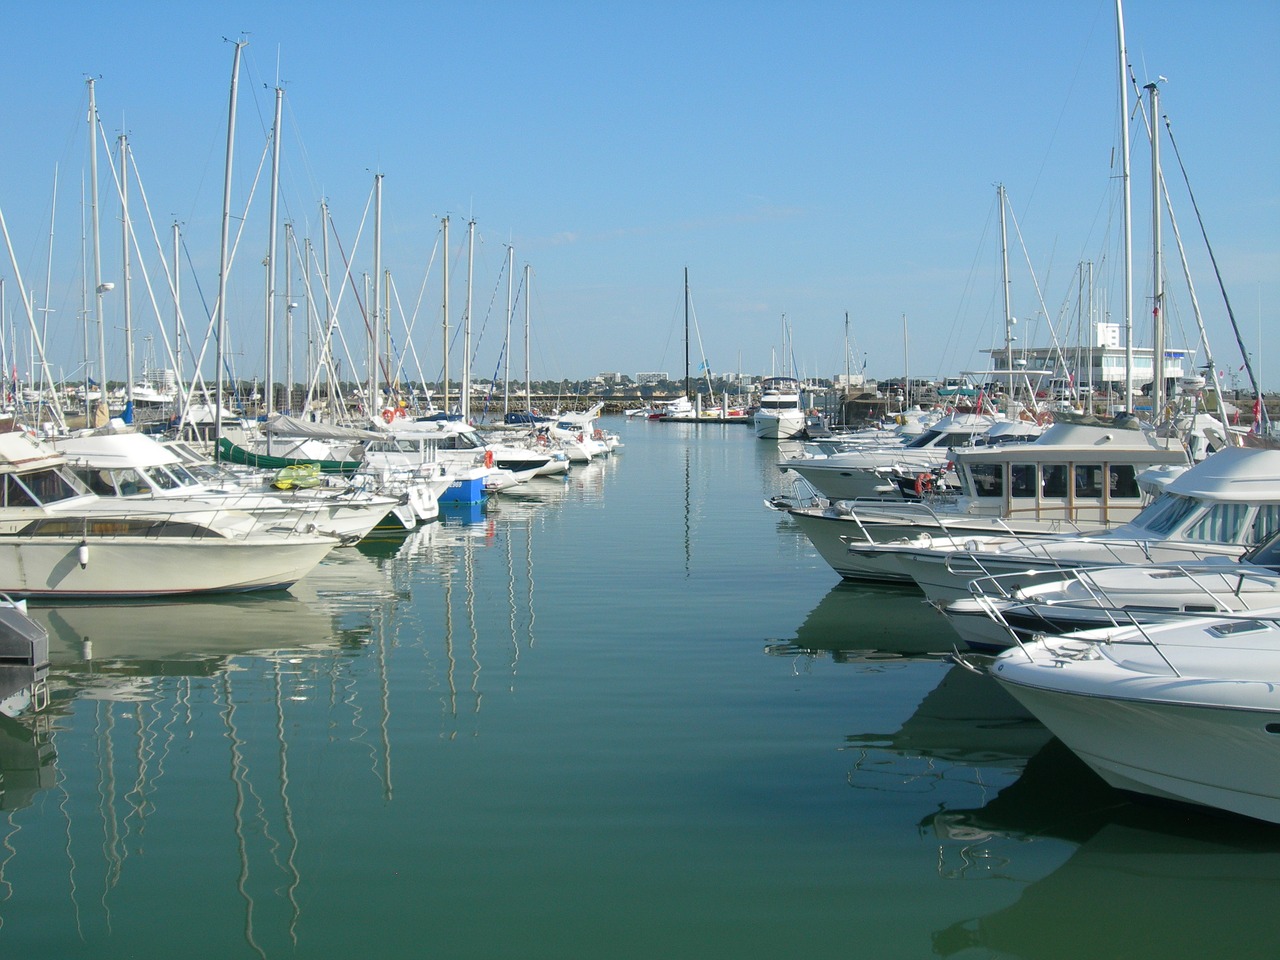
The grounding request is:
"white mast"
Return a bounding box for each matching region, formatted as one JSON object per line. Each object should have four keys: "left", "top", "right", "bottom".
{"left": 370, "top": 173, "right": 383, "bottom": 416}
{"left": 119, "top": 133, "right": 134, "bottom": 418}
{"left": 504, "top": 243, "right": 513, "bottom": 415}
{"left": 1117, "top": 0, "right": 1135, "bottom": 412}
{"left": 523, "top": 263, "right": 531, "bottom": 414}
{"left": 441, "top": 215, "right": 449, "bottom": 414}
{"left": 88, "top": 78, "right": 109, "bottom": 426}
{"left": 172, "top": 221, "right": 182, "bottom": 394}
{"left": 214, "top": 40, "right": 245, "bottom": 453}
{"left": 1147, "top": 80, "right": 1164, "bottom": 423}
{"left": 284, "top": 221, "right": 294, "bottom": 413}
{"left": 999, "top": 183, "right": 1015, "bottom": 402}
{"left": 264, "top": 85, "right": 283, "bottom": 423}
{"left": 463, "top": 217, "right": 474, "bottom": 422}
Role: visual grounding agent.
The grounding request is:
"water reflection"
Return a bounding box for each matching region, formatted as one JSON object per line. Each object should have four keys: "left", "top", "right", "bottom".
{"left": 928, "top": 738, "right": 1280, "bottom": 957}
{"left": 0, "top": 503, "right": 548, "bottom": 955}
{"left": 841, "top": 664, "right": 1046, "bottom": 803}
{"left": 764, "top": 582, "right": 953, "bottom": 664}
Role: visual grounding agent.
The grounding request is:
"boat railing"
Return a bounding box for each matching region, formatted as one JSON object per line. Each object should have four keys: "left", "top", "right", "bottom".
{"left": 18, "top": 510, "right": 332, "bottom": 544}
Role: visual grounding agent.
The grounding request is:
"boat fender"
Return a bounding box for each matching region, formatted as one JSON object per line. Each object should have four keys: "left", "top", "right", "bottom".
{"left": 484, "top": 450, "right": 494, "bottom": 469}
{"left": 914, "top": 472, "right": 934, "bottom": 496}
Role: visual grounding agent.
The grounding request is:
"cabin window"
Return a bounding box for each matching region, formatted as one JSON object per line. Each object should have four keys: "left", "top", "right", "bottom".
{"left": 1108, "top": 464, "right": 1140, "bottom": 499}
{"left": 968, "top": 463, "right": 1003, "bottom": 498}
{"left": 1074, "top": 464, "right": 1104, "bottom": 499}
{"left": 147, "top": 467, "right": 184, "bottom": 491}
{"left": 3, "top": 475, "right": 37, "bottom": 507}
{"left": 1041, "top": 464, "right": 1069, "bottom": 499}
{"left": 1010, "top": 464, "right": 1036, "bottom": 498}
{"left": 111, "top": 468, "right": 145, "bottom": 497}
{"left": 1183, "top": 502, "right": 1248, "bottom": 543}
{"left": 1131, "top": 493, "right": 1199, "bottom": 535}
{"left": 70, "top": 467, "right": 117, "bottom": 496}
{"left": 9, "top": 468, "right": 81, "bottom": 506}
{"left": 1251, "top": 505, "right": 1280, "bottom": 545}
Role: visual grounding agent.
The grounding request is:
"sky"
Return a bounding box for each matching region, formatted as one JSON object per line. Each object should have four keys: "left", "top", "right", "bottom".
{"left": 0, "top": 0, "right": 1276, "bottom": 393}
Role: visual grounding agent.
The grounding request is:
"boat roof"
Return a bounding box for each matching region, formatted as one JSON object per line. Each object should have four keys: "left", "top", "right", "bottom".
{"left": 54, "top": 430, "right": 181, "bottom": 469}
{"left": 1163, "top": 445, "right": 1280, "bottom": 502}
{"left": 0, "top": 429, "right": 68, "bottom": 474}
{"left": 952, "top": 418, "right": 1188, "bottom": 463}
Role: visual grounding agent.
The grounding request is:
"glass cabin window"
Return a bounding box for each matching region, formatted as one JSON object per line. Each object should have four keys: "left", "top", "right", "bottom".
{"left": 1108, "top": 464, "right": 1140, "bottom": 499}
{"left": 1183, "top": 502, "right": 1248, "bottom": 542}
{"left": 1074, "top": 464, "right": 1104, "bottom": 499}
{"left": 1131, "top": 493, "right": 1201, "bottom": 535}
{"left": 968, "top": 463, "right": 1003, "bottom": 498}
{"left": 1251, "top": 504, "right": 1280, "bottom": 545}
{"left": 1010, "top": 464, "right": 1036, "bottom": 498}
{"left": 1041, "top": 464, "right": 1069, "bottom": 499}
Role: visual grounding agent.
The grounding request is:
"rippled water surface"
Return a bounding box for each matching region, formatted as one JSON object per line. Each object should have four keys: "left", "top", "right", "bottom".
{"left": 1, "top": 418, "right": 1277, "bottom": 959}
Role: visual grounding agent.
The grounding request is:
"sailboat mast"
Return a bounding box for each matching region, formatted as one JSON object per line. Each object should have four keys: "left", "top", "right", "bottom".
{"left": 88, "top": 78, "right": 108, "bottom": 426}
{"left": 504, "top": 243, "right": 513, "bottom": 415}
{"left": 265, "top": 86, "right": 283, "bottom": 423}
{"left": 283, "top": 221, "right": 293, "bottom": 414}
{"left": 370, "top": 172, "right": 382, "bottom": 417}
{"left": 120, "top": 133, "right": 134, "bottom": 420}
{"left": 1117, "top": 0, "right": 1135, "bottom": 413}
{"left": 463, "top": 218, "right": 474, "bottom": 422}
{"left": 172, "top": 221, "right": 182, "bottom": 396}
{"left": 441, "top": 215, "right": 449, "bottom": 414}
{"left": 683, "top": 267, "right": 690, "bottom": 402}
{"left": 214, "top": 40, "right": 245, "bottom": 455}
{"left": 1147, "top": 80, "right": 1164, "bottom": 423}
{"left": 523, "top": 263, "right": 531, "bottom": 414}
{"left": 999, "top": 183, "right": 1015, "bottom": 401}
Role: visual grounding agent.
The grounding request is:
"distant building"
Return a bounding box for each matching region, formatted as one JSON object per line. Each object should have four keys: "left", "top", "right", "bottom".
{"left": 597, "top": 372, "right": 624, "bottom": 384}
{"left": 636, "top": 372, "right": 667, "bottom": 386}
{"left": 984, "top": 324, "right": 1191, "bottom": 395}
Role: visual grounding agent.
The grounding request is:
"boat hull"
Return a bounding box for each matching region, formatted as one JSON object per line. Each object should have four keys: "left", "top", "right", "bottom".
{"left": 0, "top": 536, "right": 337, "bottom": 598}
{"left": 994, "top": 658, "right": 1280, "bottom": 824}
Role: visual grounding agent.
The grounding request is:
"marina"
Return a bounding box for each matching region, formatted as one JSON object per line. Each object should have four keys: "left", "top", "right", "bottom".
{"left": 0, "top": 420, "right": 1277, "bottom": 959}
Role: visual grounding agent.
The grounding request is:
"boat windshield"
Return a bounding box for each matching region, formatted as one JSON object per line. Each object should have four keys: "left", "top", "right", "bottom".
{"left": 1127, "top": 493, "right": 1202, "bottom": 536}
{"left": 4, "top": 467, "right": 89, "bottom": 506}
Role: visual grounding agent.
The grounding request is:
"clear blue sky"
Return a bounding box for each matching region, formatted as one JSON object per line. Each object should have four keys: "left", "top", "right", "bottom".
{"left": 1, "top": 0, "right": 1276, "bottom": 391}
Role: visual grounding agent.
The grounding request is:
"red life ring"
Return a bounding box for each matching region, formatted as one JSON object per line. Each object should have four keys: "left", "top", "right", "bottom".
{"left": 914, "top": 472, "right": 934, "bottom": 496}
{"left": 381, "top": 409, "right": 394, "bottom": 424}
{"left": 577, "top": 433, "right": 585, "bottom": 443}
{"left": 484, "top": 450, "right": 494, "bottom": 469}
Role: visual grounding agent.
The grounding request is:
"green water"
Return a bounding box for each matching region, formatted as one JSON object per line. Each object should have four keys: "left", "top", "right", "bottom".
{"left": 1, "top": 420, "right": 1277, "bottom": 959}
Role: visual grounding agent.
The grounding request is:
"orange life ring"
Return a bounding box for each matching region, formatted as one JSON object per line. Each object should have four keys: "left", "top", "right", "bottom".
{"left": 381, "top": 409, "right": 394, "bottom": 424}
{"left": 914, "top": 472, "right": 934, "bottom": 496}
{"left": 484, "top": 450, "right": 494, "bottom": 469}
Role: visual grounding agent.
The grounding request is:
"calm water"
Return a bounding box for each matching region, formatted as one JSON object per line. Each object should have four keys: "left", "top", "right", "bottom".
{"left": 1, "top": 419, "right": 1278, "bottom": 959}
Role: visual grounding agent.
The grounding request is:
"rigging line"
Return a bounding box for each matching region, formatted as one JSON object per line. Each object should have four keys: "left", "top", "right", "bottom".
{"left": 1162, "top": 115, "right": 1263, "bottom": 422}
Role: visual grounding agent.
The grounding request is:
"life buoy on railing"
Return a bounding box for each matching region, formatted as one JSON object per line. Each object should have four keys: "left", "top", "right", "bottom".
{"left": 395, "top": 406, "right": 406, "bottom": 419}
{"left": 914, "top": 472, "right": 934, "bottom": 497}
{"left": 484, "top": 450, "right": 494, "bottom": 469}
{"left": 576, "top": 432, "right": 585, "bottom": 443}
{"left": 1034, "top": 410, "right": 1052, "bottom": 426}
{"left": 592, "top": 428, "right": 604, "bottom": 441}
{"left": 536, "top": 432, "right": 548, "bottom": 446}
{"left": 381, "top": 409, "right": 395, "bottom": 424}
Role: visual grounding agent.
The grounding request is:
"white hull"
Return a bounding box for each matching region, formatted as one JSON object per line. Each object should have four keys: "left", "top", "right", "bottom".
{"left": 753, "top": 409, "right": 806, "bottom": 440}
{"left": 0, "top": 535, "right": 336, "bottom": 598}
{"left": 994, "top": 634, "right": 1280, "bottom": 824}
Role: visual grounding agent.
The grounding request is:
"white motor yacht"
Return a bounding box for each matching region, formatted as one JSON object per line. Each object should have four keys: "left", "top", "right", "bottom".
{"left": 850, "top": 444, "right": 1280, "bottom": 602}
{"left": 752, "top": 377, "right": 806, "bottom": 440}
{"left": 988, "top": 615, "right": 1280, "bottom": 824}
{"left": 783, "top": 417, "right": 1184, "bottom": 582}
{"left": 0, "top": 429, "right": 338, "bottom": 598}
